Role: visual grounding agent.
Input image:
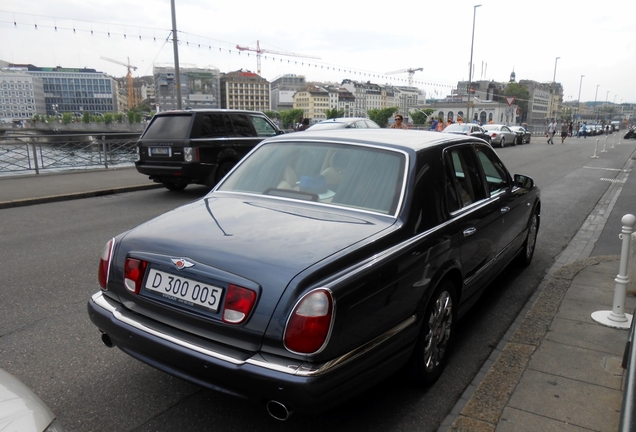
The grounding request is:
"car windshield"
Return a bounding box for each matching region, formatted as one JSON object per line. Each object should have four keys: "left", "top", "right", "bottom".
{"left": 218, "top": 142, "right": 406, "bottom": 215}
{"left": 444, "top": 124, "right": 471, "bottom": 132}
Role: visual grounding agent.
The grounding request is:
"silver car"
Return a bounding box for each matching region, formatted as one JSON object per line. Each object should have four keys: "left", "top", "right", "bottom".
{"left": 0, "top": 369, "right": 66, "bottom": 431}
{"left": 306, "top": 117, "right": 380, "bottom": 131}
{"left": 483, "top": 124, "right": 518, "bottom": 148}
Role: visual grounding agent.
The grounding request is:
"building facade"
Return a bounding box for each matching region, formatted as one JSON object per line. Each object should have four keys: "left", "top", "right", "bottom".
{"left": 270, "top": 74, "right": 306, "bottom": 112}
{"left": 220, "top": 70, "right": 270, "bottom": 111}
{"left": 154, "top": 63, "right": 221, "bottom": 111}
{"left": 293, "top": 86, "right": 330, "bottom": 119}
{"left": 0, "top": 68, "right": 46, "bottom": 120}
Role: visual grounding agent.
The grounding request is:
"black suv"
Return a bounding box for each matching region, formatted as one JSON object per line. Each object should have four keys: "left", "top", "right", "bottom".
{"left": 135, "top": 109, "right": 283, "bottom": 190}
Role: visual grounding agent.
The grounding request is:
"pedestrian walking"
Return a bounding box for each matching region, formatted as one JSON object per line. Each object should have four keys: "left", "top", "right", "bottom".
{"left": 568, "top": 122, "right": 573, "bottom": 137}
{"left": 561, "top": 121, "right": 568, "bottom": 143}
{"left": 547, "top": 120, "right": 557, "bottom": 145}
{"left": 581, "top": 122, "right": 588, "bottom": 139}
{"left": 436, "top": 118, "right": 444, "bottom": 132}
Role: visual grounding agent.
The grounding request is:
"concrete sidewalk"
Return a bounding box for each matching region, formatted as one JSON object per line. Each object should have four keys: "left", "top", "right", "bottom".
{"left": 0, "top": 166, "right": 634, "bottom": 431}
{"left": 0, "top": 167, "right": 161, "bottom": 209}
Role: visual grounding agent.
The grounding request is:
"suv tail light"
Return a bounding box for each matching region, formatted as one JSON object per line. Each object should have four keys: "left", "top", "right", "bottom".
{"left": 284, "top": 289, "right": 334, "bottom": 354}
{"left": 98, "top": 239, "right": 115, "bottom": 290}
{"left": 124, "top": 258, "right": 148, "bottom": 294}
{"left": 222, "top": 284, "right": 256, "bottom": 324}
{"left": 184, "top": 147, "right": 199, "bottom": 162}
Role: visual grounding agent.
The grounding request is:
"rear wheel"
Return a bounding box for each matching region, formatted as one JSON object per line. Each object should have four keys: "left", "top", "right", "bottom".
{"left": 411, "top": 280, "right": 456, "bottom": 386}
{"left": 215, "top": 161, "right": 235, "bottom": 183}
{"left": 500, "top": 137, "right": 505, "bottom": 148}
{"left": 162, "top": 180, "right": 188, "bottom": 191}
{"left": 517, "top": 209, "right": 539, "bottom": 266}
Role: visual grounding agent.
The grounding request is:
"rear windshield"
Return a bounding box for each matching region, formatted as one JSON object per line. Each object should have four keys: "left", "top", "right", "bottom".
{"left": 142, "top": 115, "right": 192, "bottom": 140}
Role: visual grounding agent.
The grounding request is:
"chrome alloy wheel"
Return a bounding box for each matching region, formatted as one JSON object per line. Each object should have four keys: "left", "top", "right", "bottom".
{"left": 423, "top": 290, "right": 453, "bottom": 372}
{"left": 525, "top": 212, "right": 538, "bottom": 261}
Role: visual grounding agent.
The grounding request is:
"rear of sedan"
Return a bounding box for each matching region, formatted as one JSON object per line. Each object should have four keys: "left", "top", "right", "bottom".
{"left": 89, "top": 133, "right": 420, "bottom": 417}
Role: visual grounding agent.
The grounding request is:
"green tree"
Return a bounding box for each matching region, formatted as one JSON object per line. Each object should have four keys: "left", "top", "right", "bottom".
{"left": 324, "top": 108, "right": 344, "bottom": 119}
{"left": 503, "top": 82, "right": 530, "bottom": 122}
{"left": 368, "top": 107, "right": 399, "bottom": 128}
{"left": 280, "top": 109, "right": 305, "bottom": 129}
{"left": 83, "top": 112, "right": 90, "bottom": 123}
{"left": 114, "top": 113, "right": 124, "bottom": 123}
{"left": 264, "top": 110, "right": 280, "bottom": 121}
{"left": 410, "top": 108, "right": 435, "bottom": 125}
{"left": 62, "top": 112, "right": 73, "bottom": 124}
{"left": 103, "top": 113, "right": 114, "bottom": 125}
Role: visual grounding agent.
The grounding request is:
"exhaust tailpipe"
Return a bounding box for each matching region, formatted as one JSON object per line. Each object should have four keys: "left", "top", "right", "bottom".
{"left": 266, "top": 400, "right": 292, "bottom": 421}
{"left": 101, "top": 333, "right": 115, "bottom": 348}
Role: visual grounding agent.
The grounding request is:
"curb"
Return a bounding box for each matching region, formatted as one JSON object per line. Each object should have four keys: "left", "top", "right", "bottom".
{"left": 0, "top": 183, "right": 163, "bottom": 209}
{"left": 443, "top": 255, "right": 620, "bottom": 431}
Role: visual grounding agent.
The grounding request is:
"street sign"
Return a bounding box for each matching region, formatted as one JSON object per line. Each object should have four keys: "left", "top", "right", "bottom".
{"left": 505, "top": 96, "right": 516, "bottom": 106}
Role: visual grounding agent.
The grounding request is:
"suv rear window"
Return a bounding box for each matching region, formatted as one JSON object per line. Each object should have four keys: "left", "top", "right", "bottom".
{"left": 143, "top": 115, "right": 192, "bottom": 140}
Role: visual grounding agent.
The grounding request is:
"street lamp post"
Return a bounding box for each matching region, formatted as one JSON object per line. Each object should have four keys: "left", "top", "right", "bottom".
{"left": 576, "top": 75, "right": 584, "bottom": 122}
{"left": 594, "top": 84, "right": 600, "bottom": 123}
{"left": 605, "top": 90, "right": 610, "bottom": 123}
{"left": 553, "top": 57, "right": 560, "bottom": 82}
{"left": 466, "top": 4, "right": 482, "bottom": 124}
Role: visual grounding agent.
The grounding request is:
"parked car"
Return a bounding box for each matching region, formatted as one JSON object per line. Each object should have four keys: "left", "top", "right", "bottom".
{"left": 135, "top": 109, "right": 284, "bottom": 191}
{"left": 482, "top": 124, "right": 518, "bottom": 147}
{"left": 508, "top": 126, "right": 532, "bottom": 144}
{"left": 89, "top": 129, "right": 540, "bottom": 419}
{"left": 0, "top": 368, "right": 66, "bottom": 431}
{"left": 443, "top": 123, "right": 492, "bottom": 144}
{"left": 306, "top": 117, "right": 380, "bottom": 131}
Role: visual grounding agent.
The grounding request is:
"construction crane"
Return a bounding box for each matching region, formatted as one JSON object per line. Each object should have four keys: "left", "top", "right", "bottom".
{"left": 101, "top": 56, "right": 138, "bottom": 110}
{"left": 235, "top": 40, "right": 320, "bottom": 75}
{"left": 385, "top": 67, "right": 423, "bottom": 87}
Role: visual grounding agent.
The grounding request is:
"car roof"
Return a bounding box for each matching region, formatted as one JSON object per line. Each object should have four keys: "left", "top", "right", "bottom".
{"left": 315, "top": 117, "right": 369, "bottom": 123}
{"left": 154, "top": 109, "right": 265, "bottom": 116}
{"left": 263, "top": 129, "right": 472, "bottom": 153}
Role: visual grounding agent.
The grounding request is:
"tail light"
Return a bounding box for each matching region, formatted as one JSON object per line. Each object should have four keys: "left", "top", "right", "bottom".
{"left": 124, "top": 258, "right": 148, "bottom": 294}
{"left": 222, "top": 284, "right": 257, "bottom": 324}
{"left": 184, "top": 147, "right": 199, "bottom": 162}
{"left": 98, "top": 238, "right": 115, "bottom": 290}
{"left": 284, "top": 289, "right": 334, "bottom": 354}
{"left": 491, "top": 133, "right": 498, "bottom": 137}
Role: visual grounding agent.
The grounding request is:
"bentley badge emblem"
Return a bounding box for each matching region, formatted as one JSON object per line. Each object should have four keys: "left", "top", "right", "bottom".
{"left": 171, "top": 258, "right": 194, "bottom": 270}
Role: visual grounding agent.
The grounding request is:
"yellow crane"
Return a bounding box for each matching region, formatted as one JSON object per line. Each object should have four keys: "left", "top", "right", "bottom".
{"left": 386, "top": 67, "right": 423, "bottom": 87}
{"left": 236, "top": 40, "right": 320, "bottom": 75}
{"left": 101, "top": 56, "right": 138, "bottom": 110}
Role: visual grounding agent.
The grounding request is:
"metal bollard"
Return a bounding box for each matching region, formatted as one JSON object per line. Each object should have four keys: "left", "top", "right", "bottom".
{"left": 591, "top": 138, "right": 600, "bottom": 158}
{"left": 592, "top": 214, "right": 636, "bottom": 329}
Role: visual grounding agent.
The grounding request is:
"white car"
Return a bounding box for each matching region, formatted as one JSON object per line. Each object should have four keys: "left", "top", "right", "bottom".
{"left": 0, "top": 369, "right": 66, "bottom": 431}
{"left": 482, "top": 124, "right": 518, "bottom": 148}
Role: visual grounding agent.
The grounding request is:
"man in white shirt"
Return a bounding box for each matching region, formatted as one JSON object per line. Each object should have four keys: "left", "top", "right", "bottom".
{"left": 547, "top": 120, "right": 557, "bottom": 145}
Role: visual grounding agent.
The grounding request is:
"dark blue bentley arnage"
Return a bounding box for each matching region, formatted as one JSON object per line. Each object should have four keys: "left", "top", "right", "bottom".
{"left": 88, "top": 129, "right": 540, "bottom": 420}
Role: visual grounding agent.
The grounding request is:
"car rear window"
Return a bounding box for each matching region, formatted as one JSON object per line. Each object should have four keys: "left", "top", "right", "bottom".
{"left": 142, "top": 115, "right": 192, "bottom": 140}
{"left": 219, "top": 142, "right": 406, "bottom": 215}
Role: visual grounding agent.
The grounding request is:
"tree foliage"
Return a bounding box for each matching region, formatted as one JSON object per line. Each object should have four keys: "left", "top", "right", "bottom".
{"left": 368, "top": 107, "right": 399, "bottom": 128}
{"left": 503, "top": 83, "right": 530, "bottom": 121}
{"left": 324, "top": 108, "right": 345, "bottom": 119}
{"left": 280, "top": 109, "right": 305, "bottom": 129}
{"left": 410, "top": 108, "right": 435, "bottom": 125}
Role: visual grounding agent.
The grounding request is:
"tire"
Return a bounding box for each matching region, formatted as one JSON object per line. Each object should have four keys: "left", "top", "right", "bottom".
{"left": 411, "top": 280, "right": 457, "bottom": 386}
{"left": 517, "top": 208, "right": 539, "bottom": 266}
{"left": 215, "top": 161, "right": 235, "bottom": 183}
{"left": 500, "top": 137, "right": 505, "bottom": 148}
{"left": 162, "top": 180, "right": 187, "bottom": 191}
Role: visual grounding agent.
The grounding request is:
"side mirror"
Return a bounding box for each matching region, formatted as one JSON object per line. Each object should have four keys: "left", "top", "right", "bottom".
{"left": 514, "top": 174, "right": 534, "bottom": 189}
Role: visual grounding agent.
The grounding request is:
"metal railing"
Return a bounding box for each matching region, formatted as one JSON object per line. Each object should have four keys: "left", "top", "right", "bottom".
{"left": 0, "top": 133, "right": 140, "bottom": 175}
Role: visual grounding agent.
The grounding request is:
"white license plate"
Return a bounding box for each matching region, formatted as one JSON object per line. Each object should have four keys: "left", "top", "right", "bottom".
{"left": 150, "top": 147, "right": 171, "bottom": 156}
{"left": 145, "top": 268, "right": 223, "bottom": 313}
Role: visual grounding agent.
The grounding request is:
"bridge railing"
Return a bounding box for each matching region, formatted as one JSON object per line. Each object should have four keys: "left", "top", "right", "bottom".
{"left": 0, "top": 133, "right": 140, "bottom": 175}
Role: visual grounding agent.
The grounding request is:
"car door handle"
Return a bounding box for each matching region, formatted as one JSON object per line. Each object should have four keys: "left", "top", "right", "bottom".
{"left": 463, "top": 228, "right": 477, "bottom": 237}
{"left": 500, "top": 206, "right": 510, "bottom": 214}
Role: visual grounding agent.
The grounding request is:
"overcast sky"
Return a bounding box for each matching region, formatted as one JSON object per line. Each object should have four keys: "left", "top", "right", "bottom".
{"left": 1, "top": 0, "right": 635, "bottom": 104}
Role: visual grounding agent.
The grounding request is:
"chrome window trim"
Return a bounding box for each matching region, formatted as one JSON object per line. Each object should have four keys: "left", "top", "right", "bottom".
{"left": 91, "top": 292, "right": 415, "bottom": 377}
